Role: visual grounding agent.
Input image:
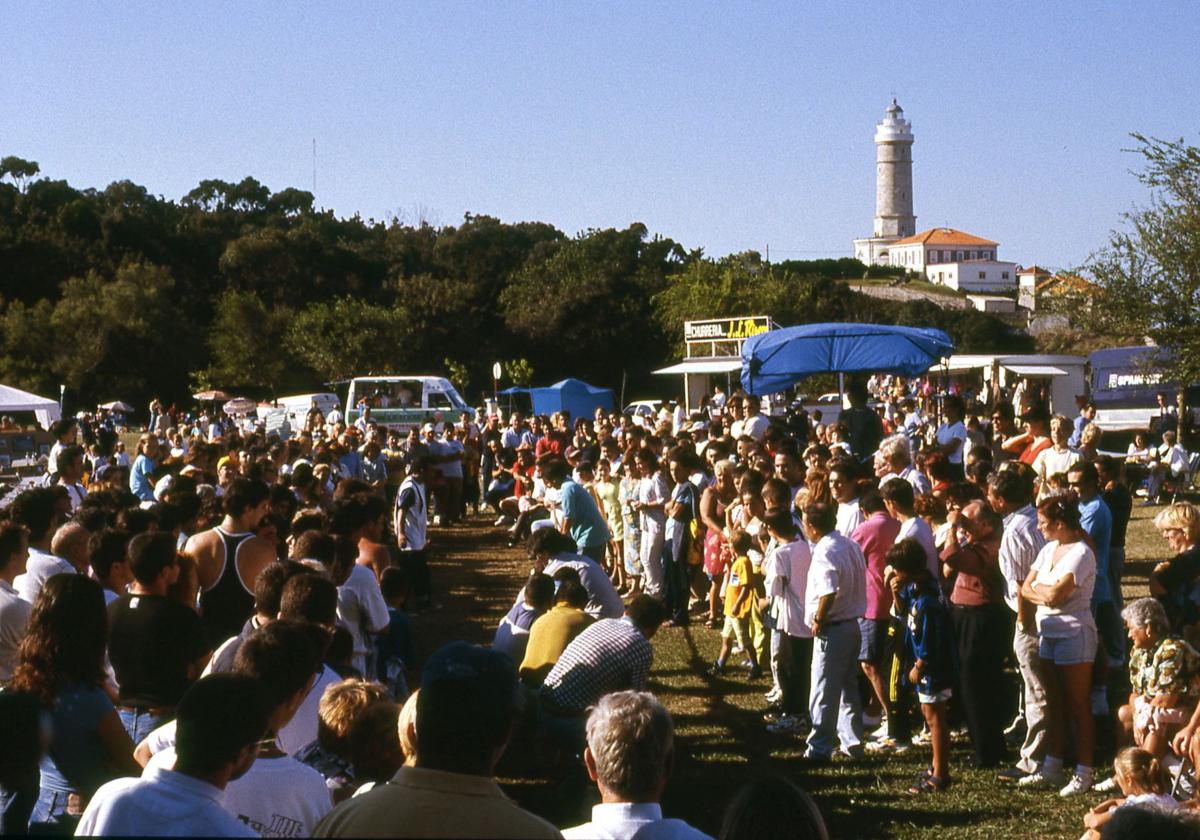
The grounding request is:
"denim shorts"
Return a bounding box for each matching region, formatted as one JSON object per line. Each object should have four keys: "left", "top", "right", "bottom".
{"left": 858, "top": 617, "right": 889, "bottom": 664}
{"left": 1038, "top": 624, "right": 1098, "bottom": 665}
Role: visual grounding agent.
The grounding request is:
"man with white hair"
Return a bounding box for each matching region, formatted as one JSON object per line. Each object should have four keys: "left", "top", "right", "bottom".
{"left": 563, "top": 691, "right": 710, "bottom": 839}
{"left": 876, "top": 434, "right": 931, "bottom": 496}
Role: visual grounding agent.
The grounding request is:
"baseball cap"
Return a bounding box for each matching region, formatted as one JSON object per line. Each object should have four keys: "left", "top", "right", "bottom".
{"left": 420, "top": 642, "right": 519, "bottom": 711}
{"left": 217, "top": 455, "right": 234, "bottom": 470}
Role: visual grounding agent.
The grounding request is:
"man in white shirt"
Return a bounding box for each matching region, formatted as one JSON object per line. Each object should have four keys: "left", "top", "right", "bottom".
{"left": 141, "top": 623, "right": 333, "bottom": 835}
{"left": 395, "top": 457, "right": 433, "bottom": 610}
{"left": 564, "top": 691, "right": 711, "bottom": 840}
{"left": 829, "top": 461, "right": 864, "bottom": 537}
{"left": 1149, "top": 429, "right": 1191, "bottom": 500}
{"left": 77, "top": 674, "right": 266, "bottom": 837}
{"left": 761, "top": 512, "right": 813, "bottom": 736}
{"left": 987, "top": 469, "right": 1051, "bottom": 783}
{"left": 876, "top": 434, "right": 932, "bottom": 497}
{"left": 0, "top": 523, "right": 32, "bottom": 682}
{"left": 880, "top": 478, "right": 938, "bottom": 580}
{"left": 17, "top": 520, "right": 84, "bottom": 604}
{"left": 740, "top": 395, "right": 770, "bottom": 443}
{"left": 802, "top": 501, "right": 867, "bottom": 762}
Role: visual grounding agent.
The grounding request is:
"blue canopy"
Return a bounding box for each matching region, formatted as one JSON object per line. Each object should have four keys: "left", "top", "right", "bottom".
{"left": 741, "top": 322, "right": 954, "bottom": 396}
{"left": 498, "top": 378, "right": 615, "bottom": 420}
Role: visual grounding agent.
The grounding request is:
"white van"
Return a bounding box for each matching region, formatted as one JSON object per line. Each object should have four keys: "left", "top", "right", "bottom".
{"left": 267, "top": 393, "right": 341, "bottom": 425}
{"left": 345, "top": 376, "right": 471, "bottom": 433}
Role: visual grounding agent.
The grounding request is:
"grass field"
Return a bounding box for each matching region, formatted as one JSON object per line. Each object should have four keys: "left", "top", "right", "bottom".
{"left": 410, "top": 501, "right": 1171, "bottom": 839}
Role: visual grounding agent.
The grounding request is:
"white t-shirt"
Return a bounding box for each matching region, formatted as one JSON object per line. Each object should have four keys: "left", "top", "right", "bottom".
{"left": 742, "top": 414, "right": 769, "bottom": 442}
{"left": 395, "top": 476, "right": 428, "bottom": 552}
{"left": 337, "top": 565, "right": 390, "bottom": 674}
{"left": 1032, "top": 447, "right": 1081, "bottom": 499}
{"left": 835, "top": 499, "right": 864, "bottom": 537}
{"left": 935, "top": 420, "right": 968, "bottom": 465}
{"left": 897, "top": 516, "right": 940, "bottom": 582}
{"left": 805, "top": 532, "right": 867, "bottom": 624}
{"left": 764, "top": 540, "right": 813, "bottom": 638}
{"left": 146, "top": 750, "right": 331, "bottom": 837}
{"left": 278, "top": 666, "right": 342, "bottom": 755}
{"left": 544, "top": 554, "right": 625, "bottom": 620}
{"left": 1030, "top": 540, "right": 1097, "bottom": 638}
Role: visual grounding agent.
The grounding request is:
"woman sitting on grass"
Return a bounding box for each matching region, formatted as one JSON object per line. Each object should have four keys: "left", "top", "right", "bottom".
{"left": 1081, "top": 746, "right": 1178, "bottom": 839}
{"left": 887, "top": 538, "right": 955, "bottom": 794}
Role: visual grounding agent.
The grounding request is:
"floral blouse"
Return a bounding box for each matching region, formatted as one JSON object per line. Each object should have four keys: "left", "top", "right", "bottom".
{"left": 1129, "top": 636, "right": 1200, "bottom": 698}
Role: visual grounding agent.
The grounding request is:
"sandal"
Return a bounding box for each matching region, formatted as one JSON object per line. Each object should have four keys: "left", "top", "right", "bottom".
{"left": 908, "top": 774, "right": 951, "bottom": 795}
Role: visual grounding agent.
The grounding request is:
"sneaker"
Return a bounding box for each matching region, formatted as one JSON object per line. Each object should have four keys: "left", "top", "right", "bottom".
{"left": 1092, "top": 776, "right": 1119, "bottom": 794}
{"left": 912, "top": 728, "right": 933, "bottom": 746}
{"left": 766, "top": 714, "right": 808, "bottom": 735}
{"left": 865, "top": 737, "right": 912, "bottom": 755}
{"left": 996, "top": 766, "right": 1029, "bottom": 783}
{"left": 1059, "top": 773, "right": 1093, "bottom": 797}
{"left": 764, "top": 689, "right": 782, "bottom": 703}
{"left": 1016, "top": 767, "right": 1066, "bottom": 789}
{"left": 866, "top": 721, "right": 890, "bottom": 741}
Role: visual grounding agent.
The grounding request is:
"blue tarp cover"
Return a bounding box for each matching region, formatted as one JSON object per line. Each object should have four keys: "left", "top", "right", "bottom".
{"left": 741, "top": 322, "right": 954, "bottom": 396}
{"left": 498, "top": 378, "right": 615, "bottom": 420}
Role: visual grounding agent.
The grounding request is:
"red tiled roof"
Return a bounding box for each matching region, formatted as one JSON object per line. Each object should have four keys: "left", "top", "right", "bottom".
{"left": 891, "top": 228, "right": 999, "bottom": 247}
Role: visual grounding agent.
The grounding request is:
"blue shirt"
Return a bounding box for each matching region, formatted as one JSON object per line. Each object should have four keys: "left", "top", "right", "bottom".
{"left": 897, "top": 579, "right": 957, "bottom": 695}
{"left": 40, "top": 683, "right": 115, "bottom": 797}
{"left": 560, "top": 479, "right": 610, "bottom": 550}
{"left": 339, "top": 450, "right": 365, "bottom": 481}
{"left": 1079, "top": 495, "right": 1113, "bottom": 605}
{"left": 130, "top": 454, "right": 157, "bottom": 501}
{"left": 1069, "top": 414, "right": 1090, "bottom": 448}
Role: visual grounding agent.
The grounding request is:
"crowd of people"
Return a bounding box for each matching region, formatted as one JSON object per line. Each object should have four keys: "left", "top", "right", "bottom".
{"left": 0, "top": 379, "right": 1199, "bottom": 837}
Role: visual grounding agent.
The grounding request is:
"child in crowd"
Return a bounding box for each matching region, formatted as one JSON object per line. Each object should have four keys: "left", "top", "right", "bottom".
{"left": 710, "top": 529, "right": 761, "bottom": 679}
{"left": 493, "top": 572, "right": 554, "bottom": 663}
{"left": 296, "top": 679, "right": 402, "bottom": 804}
{"left": 375, "top": 566, "right": 415, "bottom": 700}
{"left": 1081, "top": 747, "right": 1178, "bottom": 839}
{"left": 888, "top": 538, "right": 956, "bottom": 794}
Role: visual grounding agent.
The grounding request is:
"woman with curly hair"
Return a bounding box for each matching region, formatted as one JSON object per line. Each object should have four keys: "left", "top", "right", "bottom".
{"left": 11, "top": 574, "right": 139, "bottom": 831}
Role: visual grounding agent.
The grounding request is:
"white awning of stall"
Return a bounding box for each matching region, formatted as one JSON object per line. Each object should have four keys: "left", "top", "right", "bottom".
{"left": 1001, "top": 364, "right": 1069, "bottom": 377}
{"left": 653, "top": 358, "right": 743, "bottom": 375}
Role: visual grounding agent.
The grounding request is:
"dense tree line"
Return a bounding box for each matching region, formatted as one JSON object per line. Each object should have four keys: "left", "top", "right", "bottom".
{"left": 0, "top": 155, "right": 1026, "bottom": 410}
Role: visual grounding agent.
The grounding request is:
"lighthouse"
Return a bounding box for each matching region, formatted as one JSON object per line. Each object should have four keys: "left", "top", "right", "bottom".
{"left": 853, "top": 99, "right": 917, "bottom": 264}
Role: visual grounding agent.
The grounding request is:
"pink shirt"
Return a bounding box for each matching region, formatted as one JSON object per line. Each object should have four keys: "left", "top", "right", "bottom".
{"left": 851, "top": 512, "right": 902, "bottom": 620}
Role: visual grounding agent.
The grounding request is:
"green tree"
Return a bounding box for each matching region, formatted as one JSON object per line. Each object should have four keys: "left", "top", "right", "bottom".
{"left": 284, "top": 297, "right": 411, "bottom": 382}
{"left": 0, "top": 298, "right": 57, "bottom": 394}
{"left": 1089, "top": 134, "right": 1200, "bottom": 386}
{"left": 203, "top": 289, "right": 290, "bottom": 393}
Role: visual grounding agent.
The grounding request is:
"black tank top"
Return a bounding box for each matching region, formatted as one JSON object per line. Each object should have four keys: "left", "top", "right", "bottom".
{"left": 200, "top": 528, "right": 256, "bottom": 648}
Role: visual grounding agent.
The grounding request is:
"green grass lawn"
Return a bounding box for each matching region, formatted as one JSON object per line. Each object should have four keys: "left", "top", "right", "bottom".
{"left": 432, "top": 501, "right": 1175, "bottom": 839}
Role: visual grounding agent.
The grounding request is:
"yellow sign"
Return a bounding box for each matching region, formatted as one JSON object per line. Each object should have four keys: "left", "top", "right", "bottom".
{"left": 685, "top": 317, "right": 772, "bottom": 342}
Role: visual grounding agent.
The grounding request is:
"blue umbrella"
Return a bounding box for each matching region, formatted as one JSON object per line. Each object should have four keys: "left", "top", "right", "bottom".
{"left": 741, "top": 322, "right": 954, "bottom": 396}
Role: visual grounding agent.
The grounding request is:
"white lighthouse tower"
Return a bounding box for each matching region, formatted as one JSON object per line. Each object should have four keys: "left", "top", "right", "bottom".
{"left": 853, "top": 99, "right": 916, "bottom": 265}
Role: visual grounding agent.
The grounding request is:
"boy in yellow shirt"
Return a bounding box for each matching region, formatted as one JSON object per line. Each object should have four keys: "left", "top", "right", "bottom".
{"left": 709, "top": 529, "right": 762, "bottom": 678}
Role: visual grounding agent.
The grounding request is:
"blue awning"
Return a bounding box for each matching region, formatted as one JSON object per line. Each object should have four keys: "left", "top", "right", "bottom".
{"left": 741, "top": 322, "right": 954, "bottom": 396}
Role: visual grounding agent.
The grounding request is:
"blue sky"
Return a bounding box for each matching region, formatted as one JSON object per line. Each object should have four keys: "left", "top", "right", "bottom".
{"left": 4, "top": 1, "right": 1197, "bottom": 269}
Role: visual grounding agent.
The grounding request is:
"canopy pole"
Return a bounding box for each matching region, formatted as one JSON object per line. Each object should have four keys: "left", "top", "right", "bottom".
{"left": 838, "top": 372, "right": 845, "bottom": 407}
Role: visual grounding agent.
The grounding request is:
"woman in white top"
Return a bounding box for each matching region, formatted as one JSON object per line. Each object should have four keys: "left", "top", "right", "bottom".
{"left": 934, "top": 395, "right": 968, "bottom": 480}
{"left": 1019, "top": 496, "right": 1098, "bottom": 797}
{"left": 1032, "top": 415, "right": 1081, "bottom": 502}
{"left": 632, "top": 449, "right": 669, "bottom": 598}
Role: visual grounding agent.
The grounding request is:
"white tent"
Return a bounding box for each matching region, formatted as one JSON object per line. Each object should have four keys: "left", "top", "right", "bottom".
{"left": 0, "top": 384, "right": 61, "bottom": 430}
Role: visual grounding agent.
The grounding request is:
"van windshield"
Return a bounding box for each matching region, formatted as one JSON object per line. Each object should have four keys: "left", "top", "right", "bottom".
{"left": 352, "top": 379, "right": 421, "bottom": 409}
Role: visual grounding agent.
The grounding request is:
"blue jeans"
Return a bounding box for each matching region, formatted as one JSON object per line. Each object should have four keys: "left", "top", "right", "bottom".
{"left": 806, "top": 618, "right": 864, "bottom": 758}
{"left": 28, "top": 787, "right": 75, "bottom": 835}
{"left": 118, "top": 708, "right": 168, "bottom": 746}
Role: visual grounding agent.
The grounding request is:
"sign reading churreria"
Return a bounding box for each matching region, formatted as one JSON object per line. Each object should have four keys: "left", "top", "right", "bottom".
{"left": 684, "top": 316, "right": 772, "bottom": 343}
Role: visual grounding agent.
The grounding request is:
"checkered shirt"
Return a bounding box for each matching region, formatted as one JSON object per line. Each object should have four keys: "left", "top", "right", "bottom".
{"left": 541, "top": 617, "right": 652, "bottom": 713}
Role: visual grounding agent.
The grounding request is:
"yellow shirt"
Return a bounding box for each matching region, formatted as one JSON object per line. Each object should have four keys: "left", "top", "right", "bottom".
{"left": 724, "top": 555, "right": 754, "bottom": 619}
{"left": 520, "top": 605, "right": 594, "bottom": 687}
